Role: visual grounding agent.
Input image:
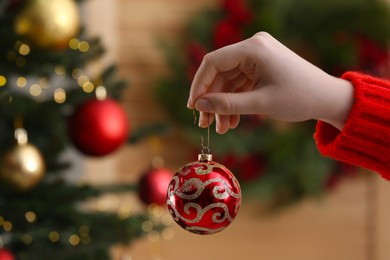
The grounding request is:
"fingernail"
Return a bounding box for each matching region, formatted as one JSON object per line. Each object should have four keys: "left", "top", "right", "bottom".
{"left": 186, "top": 98, "right": 192, "bottom": 109}
{"left": 195, "top": 99, "right": 211, "bottom": 111}
{"left": 198, "top": 113, "right": 206, "bottom": 128}
{"left": 216, "top": 121, "right": 220, "bottom": 133}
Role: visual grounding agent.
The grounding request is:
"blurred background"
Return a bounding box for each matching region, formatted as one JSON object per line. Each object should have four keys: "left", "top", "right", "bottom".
{"left": 1, "top": 0, "right": 390, "bottom": 259}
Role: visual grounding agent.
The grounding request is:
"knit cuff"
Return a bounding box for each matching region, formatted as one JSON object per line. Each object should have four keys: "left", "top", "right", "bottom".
{"left": 314, "top": 71, "right": 390, "bottom": 179}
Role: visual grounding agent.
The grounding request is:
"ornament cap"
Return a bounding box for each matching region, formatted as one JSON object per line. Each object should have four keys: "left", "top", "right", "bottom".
{"left": 198, "top": 153, "right": 212, "bottom": 162}
{"left": 15, "top": 128, "right": 28, "bottom": 145}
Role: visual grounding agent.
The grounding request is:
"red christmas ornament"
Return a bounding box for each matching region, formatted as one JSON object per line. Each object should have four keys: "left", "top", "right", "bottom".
{"left": 167, "top": 154, "right": 241, "bottom": 235}
{"left": 0, "top": 248, "right": 15, "bottom": 260}
{"left": 138, "top": 167, "right": 173, "bottom": 206}
{"left": 68, "top": 96, "right": 129, "bottom": 157}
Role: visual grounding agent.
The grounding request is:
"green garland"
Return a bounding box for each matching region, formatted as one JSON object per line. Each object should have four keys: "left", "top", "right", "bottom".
{"left": 156, "top": 0, "right": 390, "bottom": 210}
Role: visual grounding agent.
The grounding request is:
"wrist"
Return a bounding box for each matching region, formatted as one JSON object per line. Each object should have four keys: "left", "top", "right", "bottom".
{"left": 317, "top": 77, "right": 354, "bottom": 130}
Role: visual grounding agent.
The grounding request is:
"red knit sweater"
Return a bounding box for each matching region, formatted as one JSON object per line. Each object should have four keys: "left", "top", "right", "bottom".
{"left": 315, "top": 71, "right": 390, "bottom": 180}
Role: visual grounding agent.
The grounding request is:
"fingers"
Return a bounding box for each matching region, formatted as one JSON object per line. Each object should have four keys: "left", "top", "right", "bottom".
{"left": 187, "top": 43, "right": 246, "bottom": 109}
{"left": 187, "top": 37, "right": 261, "bottom": 134}
{"left": 216, "top": 114, "right": 240, "bottom": 134}
{"left": 198, "top": 111, "right": 214, "bottom": 128}
{"left": 215, "top": 114, "right": 230, "bottom": 134}
{"left": 198, "top": 112, "right": 240, "bottom": 134}
{"left": 206, "top": 68, "right": 242, "bottom": 94}
{"left": 195, "top": 91, "right": 262, "bottom": 115}
{"left": 230, "top": 114, "right": 240, "bottom": 129}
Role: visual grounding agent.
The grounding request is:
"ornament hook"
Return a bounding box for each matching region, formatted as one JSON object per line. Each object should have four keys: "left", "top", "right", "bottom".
{"left": 193, "top": 110, "right": 211, "bottom": 154}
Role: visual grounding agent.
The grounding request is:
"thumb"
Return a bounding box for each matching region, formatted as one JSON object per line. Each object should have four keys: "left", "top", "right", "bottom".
{"left": 194, "top": 92, "right": 259, "bottom": 115}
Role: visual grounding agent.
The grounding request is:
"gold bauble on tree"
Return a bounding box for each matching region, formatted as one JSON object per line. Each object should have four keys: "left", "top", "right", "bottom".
{"left": 0, "top": 129, "right": 45, "bottom": 192}
{"left": 14, "top": 0, "right": 80, "bottom": 49}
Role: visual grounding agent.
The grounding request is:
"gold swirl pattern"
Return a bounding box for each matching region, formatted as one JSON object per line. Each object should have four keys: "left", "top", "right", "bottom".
{"left": 168, "top": 176, "right": 240, "bottom": 200}
{"left": 180, "top": 161, "right": 222, "bottom": 175}
{"left": 167, "top": 201, "right": 233, "bottom": 224}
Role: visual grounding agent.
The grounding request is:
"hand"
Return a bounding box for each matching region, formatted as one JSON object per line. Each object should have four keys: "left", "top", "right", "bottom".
{"left": 187, "top": 32, "right": 354, "bottom": 134}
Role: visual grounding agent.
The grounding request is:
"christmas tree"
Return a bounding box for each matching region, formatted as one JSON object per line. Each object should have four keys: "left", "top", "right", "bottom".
{"left": 0, "top": 1, "right": 166, "bottom": 259}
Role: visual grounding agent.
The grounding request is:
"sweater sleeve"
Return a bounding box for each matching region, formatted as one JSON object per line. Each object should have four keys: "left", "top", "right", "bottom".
{"left": 314, "top": 71, "right": 390, "bottom": 180}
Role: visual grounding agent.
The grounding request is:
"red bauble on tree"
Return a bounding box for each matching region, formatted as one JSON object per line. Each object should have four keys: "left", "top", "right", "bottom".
{"left": 138, "top": 167, "right": 173, "bottom": 206}
{"left": 167, "top": 153, "right": 241, "bottom": 235}
{"left": 0, "top": 248, "right": 15, "bottom": 260}
{"left": 68, "top": 88, "right": 129, "bottom": 157}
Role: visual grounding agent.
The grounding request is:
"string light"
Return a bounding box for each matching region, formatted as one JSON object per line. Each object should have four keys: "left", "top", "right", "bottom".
{"left": 77, "top": 75, "right": 89, "bottom": 86}
{"left": 79, "top": 225, "right": 90, "bottom": 236}
{"left": 39, "top": 77, "right": 49, "bottom": 89}
{"left": 72, "top": 68, "right": 82, "bottom": 79}
{"left": 141, "top": 220, "right": 154, "bottom": 232}
{"left": 82, "top": 81, "right": 94, "bottom": 93}
{"left": 96, "top": 195, "right": 120, "bottom": 212}
{"left": 69, "top": 38, "right": 79, "bottom": 50}
{"left": 78, "top": 41, "right": 90, "bottom": 52}
{"left": 68, "top": 38, "right": 90, "bottom": 52}
{"left": 147, "top": 204, "right": 164, "bottom": 218}
{"left": 54, "top": 65, "right": 66, "bottom": 76}
{"left": 54, "top": 88, "right": 66, "bottom": 103}
{"left": 0, "top": 75, "right": 6, "bottom": 87}
{"left": 14, "top": 41, "right": 23, "bottom": 50}
{"left": 161, "top": 213, "right": 174, "bottom": 226}
{"left": 48, "top": 231, "right": 60, "bottom": 243}
{"left": 18, "top": 43, "right": 30, "bottom": 56}
{"left": 25, "top": 211, "right": 37, "bottom": 223}
{"left": 69, "top": 234, "right": 80, "bottom": 246}
{"left": 16, "top": 77, "right": 27, "bottom": 88}
{"left": 117, "top": 205, "right": 133, "bottom": 219}
{"left": 80, "top": 235, "right": 91, "bottom": 245}
{"left": 2, "top": 221, "right": 13, "bottom": 232}
{"left": 79, "top": 226, "right": 91, "bottom": 244}
{"left": 29, "top": 84, "right": 42, "bottom": 97}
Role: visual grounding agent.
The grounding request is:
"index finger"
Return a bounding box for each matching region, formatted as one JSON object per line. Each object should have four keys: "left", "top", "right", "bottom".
{"left": 187, "top": 43, "right": 244, "bottom": 109}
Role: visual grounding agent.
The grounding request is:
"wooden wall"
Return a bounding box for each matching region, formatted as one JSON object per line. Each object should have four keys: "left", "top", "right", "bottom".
{"left": 84, "top": 0, "right": 390, "bottom": 259}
